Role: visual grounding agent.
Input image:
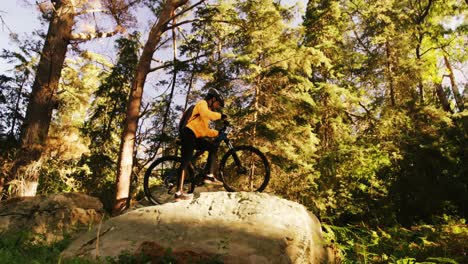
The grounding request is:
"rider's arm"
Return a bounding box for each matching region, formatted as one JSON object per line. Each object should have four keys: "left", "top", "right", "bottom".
{"left": 186, "top": 100, "right": 221, "bottom": 138}
{"left": 198, "top": 100, "right": 222, "bottom": 121}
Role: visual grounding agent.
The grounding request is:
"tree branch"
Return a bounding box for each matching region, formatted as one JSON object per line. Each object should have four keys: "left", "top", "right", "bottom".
{"left": 167, "top": 18, "right": 240, "bottom": 31}
{"left": 416, "top": 0, "right": 434, "bottom": 25}
{"left": 159, "top": 0, "right": 205, "bottom": 30}
{"left": 419, "top": 38, "right": 455, "bottom": 57}
{"left": 359, "top": 102, "right": 373, "bottom": 117}
{"left": 148, "top": 53, "right": 209, "bottom": 72}
{"left": 69, "top": 25, "right": 125, "bottom": 41}
{"left": 166, "top": 19, "right": 203, "bottom": 30}
{"left": 76, "top": 9, "right": 111, "bottom": 16}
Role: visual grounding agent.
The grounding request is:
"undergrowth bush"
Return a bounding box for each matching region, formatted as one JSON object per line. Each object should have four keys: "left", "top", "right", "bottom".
{"left": 322, "top": 217, "right": 468, "bottom": 263}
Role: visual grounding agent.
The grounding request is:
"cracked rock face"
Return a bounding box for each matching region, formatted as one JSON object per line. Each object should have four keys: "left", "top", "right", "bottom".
{"left": 61, "top": 192, "right": 329, "bottom": 263}
{"left": 0, "top": 193, "right": 104, "bottom": 244}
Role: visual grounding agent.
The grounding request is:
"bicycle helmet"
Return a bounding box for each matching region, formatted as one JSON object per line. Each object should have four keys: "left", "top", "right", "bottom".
{"left": 206, "top": 88, "right": 225, "bottom": 107}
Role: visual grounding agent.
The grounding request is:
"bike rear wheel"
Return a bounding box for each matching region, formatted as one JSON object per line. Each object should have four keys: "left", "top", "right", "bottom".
{"left": 219, "top": 145, "right": 270, "bottom": 192}
{"left": 143, "top": 156, "right": 192, "bottom": 205}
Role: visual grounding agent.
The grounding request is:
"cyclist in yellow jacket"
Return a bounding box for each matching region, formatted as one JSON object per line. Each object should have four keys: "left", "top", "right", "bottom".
{"left": 175, "top": 88, "right": 227, "bottom": 201}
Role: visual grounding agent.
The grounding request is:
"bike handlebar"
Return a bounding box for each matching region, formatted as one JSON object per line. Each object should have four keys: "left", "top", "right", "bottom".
{"left": 216, "top": 120, "right": 233, "bottom": 143}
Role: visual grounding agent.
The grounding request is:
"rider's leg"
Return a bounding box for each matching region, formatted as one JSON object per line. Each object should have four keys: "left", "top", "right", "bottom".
{"left": 176, "top": 128, "right": 196, "bottom": 197}
{"left": 195, "top": 139, "right": 222, "bottom": 185}
{"left": 206, "top": 144, "right": 219, "bottom": 176}
{"left": 195, "top": 138, "right": 218, "bottom": 176}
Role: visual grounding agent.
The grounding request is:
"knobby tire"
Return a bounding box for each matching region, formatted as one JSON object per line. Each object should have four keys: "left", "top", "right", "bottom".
{"left": 144, "top": 156, "right": 184, "bottom": 205}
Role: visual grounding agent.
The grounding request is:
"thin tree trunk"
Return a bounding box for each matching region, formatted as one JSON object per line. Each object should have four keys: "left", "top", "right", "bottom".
{"left": 113, "top": 0, "right": 190, "bottom": 215}
{"left": 413, "top": 0, "right": 434, "bottom": 104}
{"left": 252, "top": 81, "right": 260, "bottom": 143}
{"left": 9, "top": 77, "right": 27, "bottom": 138}
{"left": 443, "top": 55, "right": 464, "bottom": 111}
{"left": 183, "top": 35, "right": 204, "bottom": 110}
{"left": 416, "top": 44, "right": 424, "bottom": 104}
{"left": 385, "top": 41, "right": 396, "bottom": 106}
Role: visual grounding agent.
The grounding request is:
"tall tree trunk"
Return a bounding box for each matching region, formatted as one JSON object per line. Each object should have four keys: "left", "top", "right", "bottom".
{"left": 1, "top": 1, "right": 124, "bottom": 200}
{"left": 113, "top": 0, "right": 189, "bottom": 215}
{"left": 6, "top": 0, "right": 75, "bottom": 198}
{"left": 434, "top": 83, "right": 452, "bottom": 113}
{"left": 415, "top": 40, "right": 425, "bottom": 104}
{"left": 252, "top": 78, "right": 260, "bottom": 143}
{"left": 413, "top": 0, "right": 434, "bottom": 104}
{"left": 443, "top": 55, "right": 464, "bottom": 111}
{"left": 385, "top": 41, "right": 396, "bottom": 106}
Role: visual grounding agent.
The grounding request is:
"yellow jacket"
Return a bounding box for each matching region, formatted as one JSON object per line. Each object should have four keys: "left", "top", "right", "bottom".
{"left": 186, "top": 100, "right": 222, "bottom": 138}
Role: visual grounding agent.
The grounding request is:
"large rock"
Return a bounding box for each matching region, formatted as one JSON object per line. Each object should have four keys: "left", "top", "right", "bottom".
{"left": 62, "top": 192, "right": 330, "bottom": 263}
{"left": 0, "top": 192, "right": 104, "bottom": 243}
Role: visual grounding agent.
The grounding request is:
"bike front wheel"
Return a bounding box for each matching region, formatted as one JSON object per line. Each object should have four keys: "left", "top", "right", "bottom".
{"left": 219, "top": 145, "right": 270, "bottom": 192}
{"left": 143, "top": 156, "right": 188, "bottom": 205}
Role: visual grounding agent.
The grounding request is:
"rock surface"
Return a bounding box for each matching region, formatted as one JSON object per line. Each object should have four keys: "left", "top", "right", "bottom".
{"left": 0, "top": 192, "right": 104, "bottom": 243}
{"left": 62, "top": 192, "right": 330, "bottom": 263}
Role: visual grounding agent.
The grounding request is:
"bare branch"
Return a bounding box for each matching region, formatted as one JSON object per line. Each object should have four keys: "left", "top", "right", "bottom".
{"left": 359, "top": 102, "right": 373, "bottom": 116}
{"left": 0, "top": 13, "right": 14, "bottom": 35}
{"left": 152, "top": 36, "right": 172, "bottom": 52}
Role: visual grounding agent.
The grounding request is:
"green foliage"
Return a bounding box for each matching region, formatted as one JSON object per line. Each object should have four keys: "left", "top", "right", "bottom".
{"left": 82, "top": 34, "right": 139, "bottom": 155}
{"left": 323, "top": 219, "right": 467, "bottom": 263}
{"left": 377, "top": 106, "right": 467, "bottom": 226}
{"left": 298, "top": 0, "right": 468, "bottom": 226}
{"left": 1, "top": 2, "right": 465, "bottom": 261}
{"left": 0, "top": 39, "right": 38, "bottom": 139}
{"left": 0, "top": 231, "right": 153, "bottom": 264}
{"left": 78, "top": 33, "right": 140, "bottom": 211}
{"left": 31, "top": 50, "right": 113, "bottom": 198}
{"left": 174, "top": 0, "right": 468, "bottom": 229}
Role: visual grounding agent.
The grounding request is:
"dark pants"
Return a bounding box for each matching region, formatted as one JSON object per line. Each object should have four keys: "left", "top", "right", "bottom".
{"left": 177, "top": 127, "right": 218, "bottom": 191}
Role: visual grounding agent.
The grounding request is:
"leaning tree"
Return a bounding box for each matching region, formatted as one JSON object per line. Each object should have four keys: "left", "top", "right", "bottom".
{"left": 113, "top": 0, "right": 209, "bottom": 215}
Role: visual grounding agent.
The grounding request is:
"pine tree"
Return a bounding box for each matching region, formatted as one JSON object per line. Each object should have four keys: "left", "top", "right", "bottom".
{"left": 0, "top": 39, "right": 40, "bottom": 141}
{"left": 302, "top": 0, "right": 467, "bottom": 224}
{"left": 79, "top": 34, "right": 139, "bottom": 210}
{"left": 179, "top": 0, "right": 329, "bottom": 202}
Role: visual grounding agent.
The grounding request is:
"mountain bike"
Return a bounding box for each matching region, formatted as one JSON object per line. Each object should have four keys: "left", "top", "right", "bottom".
{"left": 143, "top": 122, "right": 270, "bottom": 205}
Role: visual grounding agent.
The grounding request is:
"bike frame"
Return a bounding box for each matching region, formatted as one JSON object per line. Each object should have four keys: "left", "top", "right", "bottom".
{"left": 183, "top": 124, "right": 243, "bottom": 183}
